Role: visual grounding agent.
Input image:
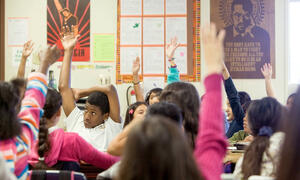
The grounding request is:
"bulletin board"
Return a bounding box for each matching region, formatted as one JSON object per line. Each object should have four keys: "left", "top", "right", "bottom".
{"left": 116, "top": 0, "right": 201, "bottom": 84}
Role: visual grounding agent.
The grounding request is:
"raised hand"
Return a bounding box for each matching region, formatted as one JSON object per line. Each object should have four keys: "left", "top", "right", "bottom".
{"left": 72, "top": 88, "right": 81, "bottom": 101}
{"left": 202, "top": 23, "right": 226, "bottom": 75}
{"left": 38, "top": 45, "right": 61, "bottom": 74}
{"left": 261, "top": 63, "right": 272, "bottom": 79}
{"left": 132, "top": 57, "right": 140, "bottom": 75}
{"left": 166, "top": 37, "right": 180, "bottom": 60}
{"left": 22, "top": 40, "right": 34, "bottom": 58}
{"left": 61, "top": 26, "right": 79, "bottom": 51}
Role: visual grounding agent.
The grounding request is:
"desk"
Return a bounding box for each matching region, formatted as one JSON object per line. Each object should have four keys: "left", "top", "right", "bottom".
{"left": 223, "top": 151, "right": 244, "bottom": 163}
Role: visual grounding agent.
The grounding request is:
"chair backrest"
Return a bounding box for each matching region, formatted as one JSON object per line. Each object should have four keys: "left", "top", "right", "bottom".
{"left": 248, "top": 175, "right": 274, "bottom": 180}
{"left": 29, "top": 170, "right": 86, "bottom": 180}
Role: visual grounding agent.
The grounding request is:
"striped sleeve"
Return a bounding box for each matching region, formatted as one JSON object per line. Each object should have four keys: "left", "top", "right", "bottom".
{"left": 18, "top": 72, "right": 48, "bottom": 147}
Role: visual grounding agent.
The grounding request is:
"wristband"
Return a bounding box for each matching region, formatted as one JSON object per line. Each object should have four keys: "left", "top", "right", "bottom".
{"left": 168, "top": 58, "right": 175, "bottom": 62}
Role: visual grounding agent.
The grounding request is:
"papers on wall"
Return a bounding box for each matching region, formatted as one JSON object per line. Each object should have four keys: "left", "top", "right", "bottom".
{"left": 8, "top": 18, "right": 29, "bottom": 46}
{"left": 93, "top": 34, "right": 115, "bottom": 62}
{"left": 120, "top": 47, "right": 141, "bottom": 74}
{"left": 119, "top": 0, "right": 188, "bottom": 77}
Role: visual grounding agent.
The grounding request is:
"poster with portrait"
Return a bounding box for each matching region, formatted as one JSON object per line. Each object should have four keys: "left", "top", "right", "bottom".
{"left": 47, "top": 0, "right": 90, "bottom": 61}
{"left": 211, "top": 0, "right": 275, "bottom": 78}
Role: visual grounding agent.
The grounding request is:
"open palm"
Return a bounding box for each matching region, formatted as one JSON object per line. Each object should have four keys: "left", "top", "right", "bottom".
{"left": 166, "top": 37, "right": 180, "bottom": 59}
{"left": 22, "top": 40, "right": 34, "bottom": 58}
{"left": 61, "top": 33, "right": 79, "bottom": 51}
{"left": 132, "top": 57, "right": 140, "bottom": 75}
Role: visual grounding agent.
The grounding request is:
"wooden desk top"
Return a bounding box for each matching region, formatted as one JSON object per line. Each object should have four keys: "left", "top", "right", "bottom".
{"left": 223, "top": 151, "right": 244, "bottom": 163}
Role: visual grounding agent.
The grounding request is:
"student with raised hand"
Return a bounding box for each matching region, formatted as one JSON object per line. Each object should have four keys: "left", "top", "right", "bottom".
{"left": 58, "top": 31, "right": 122, "bottom": 152}
{"left": 29, "top": 88, "right": 119, "bottom": 171}
{"left": 0, "top": 45, "right": 60, "bottom": 179}
{"left": 277, "top": 87, "right": 300, "bottom": 180}
{"left": 166, "top": 36, "right": 180, "bottom": 84}
{"left": 131, "top": 37, "right": 180, "bottom": 104}
{"left": 223, "top": 62, "right": 251, "bottom": 138}
{"left": 261, "top": 63, "right": 275, "bottom": 98}
{"left": 17, "top": 40, "right": 34, "bottom": 78}
{"left": 194, "top": 23, "right": 228, "bottom": 180}
{"left": 233, "top": 97, "right": 284, "bottom": 179}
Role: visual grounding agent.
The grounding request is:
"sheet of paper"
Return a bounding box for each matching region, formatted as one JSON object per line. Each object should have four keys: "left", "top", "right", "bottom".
{"left": 8, "top": 18, "right": 29, "bottom": 46}
{"left": 121, "top": 0, "right": 142, "bottom": 15}
{"left": 12, "top": 47, "right": 32, "bottom": 67}
{"left": 166, "top": 17, "right": 187, "bottom": 44}
{"left": 93, "top": 34, "right": 115, "bottom": 62}
{"left": 166, "top": 0, "right": 187, "bottom": 14}
{"left": 143, "top": 47, "right": 164, "bottom": 74}
{"left": 120, "top": 47, "right": 141, "bottom": 75}
{"left": 143, "top": 18, "right": 164, "bottom": 45}
{"left": 144, "top": 0, "right": 164, "bottom": 15}
{"left": 143, "top": 77, "right": 165, "bottom": 97}
{"left": 166, "top": 46, "right": 187, "bottom": 74}
{"left": 121, "top": 18, "right": 142, "bottom": 45}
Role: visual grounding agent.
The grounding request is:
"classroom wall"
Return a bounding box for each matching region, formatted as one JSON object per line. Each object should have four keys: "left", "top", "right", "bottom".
{"left": 4, "top": 0, "right": 289, "bottom": 124}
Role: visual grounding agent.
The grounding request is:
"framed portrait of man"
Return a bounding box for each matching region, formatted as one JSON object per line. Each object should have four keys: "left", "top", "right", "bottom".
{"left": 211, "top": 0, "right": 275, "bottom": 78}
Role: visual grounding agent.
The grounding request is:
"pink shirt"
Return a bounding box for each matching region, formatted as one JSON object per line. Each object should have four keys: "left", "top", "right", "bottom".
{"left": 194, "top": 74, "right": 228, "bottom": 180}
{"left": 29, "top": 127, "right": 119, "bottom": 170}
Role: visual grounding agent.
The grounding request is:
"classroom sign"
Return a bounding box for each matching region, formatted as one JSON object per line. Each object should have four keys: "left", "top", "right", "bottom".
{"left": 211, "top": 0, "right": 275, "bottom": 78}
{"left": 47, "top": 0, "right": 90, "bottom": 62}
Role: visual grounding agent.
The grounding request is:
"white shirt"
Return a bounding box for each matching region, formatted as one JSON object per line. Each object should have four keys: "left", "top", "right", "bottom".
{"left": 65, "top": 107, "right": 122, "bottom": 152}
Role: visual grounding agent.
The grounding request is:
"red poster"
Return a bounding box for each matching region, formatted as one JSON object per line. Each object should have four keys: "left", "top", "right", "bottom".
{"left": 47, "top": 0, "right": 90, "bottom": 61}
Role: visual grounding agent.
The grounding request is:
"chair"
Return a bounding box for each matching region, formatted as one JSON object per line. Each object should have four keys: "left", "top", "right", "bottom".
{"left": 29, "top": 170, "right": 86, "bottom": 180}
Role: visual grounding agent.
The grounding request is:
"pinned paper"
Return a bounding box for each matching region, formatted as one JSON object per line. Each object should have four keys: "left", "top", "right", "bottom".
{"left": 93, "top": 34, "right": 115, "bottom": 62}
{"left": 12, "top": 47, "right": 32, "bottom": 67}
{"left": 8, "top": 17, "right": 29, "bottom": 46}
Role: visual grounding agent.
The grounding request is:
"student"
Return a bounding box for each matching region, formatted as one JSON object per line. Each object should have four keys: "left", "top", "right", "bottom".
{"left": 124, "top": 102, "right": 148, "bottom": 127}
{"left": 160, "top": 81, "right": 200, "bottom": 149}
{"left": 233, "top": 97, "right": 284, "bottom": 179}
{"left": 132, "top": 37, "right": 180, "bottom": 104}
{"left": 277, "top": 87, "right": 300, "bottom": 180}
{"left": 99, "top": 102, "right": 183, "bottom": 180}
{"left": 229, "top": 101, "right": 253, "bottom": 144}
{"left": 145, "top": 101, "right": 183, "bottom": 126}
{"left": 117, "top": 116, "right": 202, "bottom": 180}
{"left": 193, "top": 23, "right": 228, "bottom": 180}
{"left": 0, "top": 45, "right": 60, "bottom": 179}
{"left": 107, "top": 102, "right": 148, "bottom": 156}
{"left": 223, "top": 63, "right": 251, "bottom": 137}
{"left": 261, "top": 63, "right": 296, "bottom": 110}
{"left": 29, "top": 88, "right": 119, "bottom": 171}
{"left": 58, "top": 32, "right": 122, "bottom": 152}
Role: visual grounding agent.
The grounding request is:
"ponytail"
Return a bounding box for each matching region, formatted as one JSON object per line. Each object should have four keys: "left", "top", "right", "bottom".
{"left": 242, "top": 136, "right": 271, "bottom": 179}
{"left": 33, "top": 117, "right": 51, "bottom": 170}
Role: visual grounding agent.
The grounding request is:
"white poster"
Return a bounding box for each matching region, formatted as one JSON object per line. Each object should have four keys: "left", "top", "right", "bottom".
{"left": 143, "top": 47, "right": 164, "bottom": 74}
{"left": 143, "top": 18, "right": 164, "bottom": 45}
{"left": 144, "top": 0, "right": 164, "bottom": 15}
{"left": 166, "top": 0, "right": 187, "bottom": 14}
{"left": 121, "top": 0, "right": 142, "bottom": 15}
{"left": 166, "top": 17, "right": 187, "bottom": 44}
{"left": 8, "top": 18, "right": 29, "bottom": 46}
{"left": 120, "top": 47, "right": 141, "bottom": 75}
{"left": 120, "top": 18, "right": 142, "bottom": 45}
